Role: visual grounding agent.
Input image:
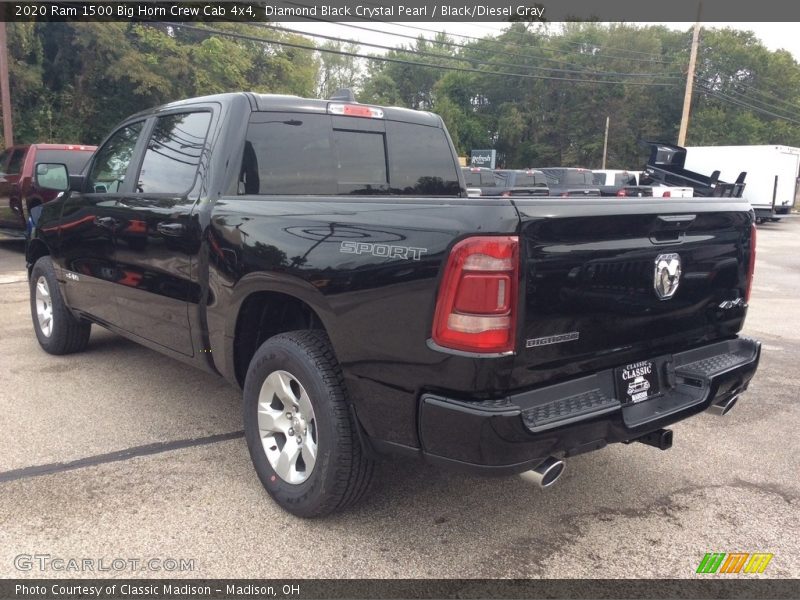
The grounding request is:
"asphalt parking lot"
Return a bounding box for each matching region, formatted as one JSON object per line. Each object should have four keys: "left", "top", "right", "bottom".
{"left": 0, "top": 219, "right": 798, "bottom": 580}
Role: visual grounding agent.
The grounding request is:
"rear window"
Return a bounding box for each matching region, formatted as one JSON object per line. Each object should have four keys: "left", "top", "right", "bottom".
{"left": 385, "top": 120, "right": 460, "bottom": 195}
{"left": 241, "top": 112, "right": 460, "bottom": 196}
{"left": 516, "top": 171, "right": 546, "bottom": 187}
{"left": 614, "top": 173, "right": 636, "bottom": 186}
{"left": 493, "top": 171, "right": 512, "bottom": 186}
{"left": 462, "top": 169, "right": 481, "bottom": 187}
{"left": 564, "top": 171, "right": 592, "bottom": 185}
{"left": 462, "top": 169, "right": 495, "bottom": 187}
{"left": 35, "top": 149, "right": 94, "bottom": 176}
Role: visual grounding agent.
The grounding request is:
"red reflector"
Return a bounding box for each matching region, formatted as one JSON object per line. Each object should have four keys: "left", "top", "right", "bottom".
{"left": 454, "top": 274, "right": 511, "bottom": 314}
{"left": 745, "top": 223, "right": 757, "bottom": 303}
{"left": 432, "top": 236, "right": 518, "bottom": 354}
{"left": 616, "top": 189, "right": 627, "bottom": 197}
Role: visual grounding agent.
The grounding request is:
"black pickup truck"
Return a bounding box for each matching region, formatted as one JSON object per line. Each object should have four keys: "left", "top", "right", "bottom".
{"left": 27, "top": 92, "right": 760, "bottom": 517}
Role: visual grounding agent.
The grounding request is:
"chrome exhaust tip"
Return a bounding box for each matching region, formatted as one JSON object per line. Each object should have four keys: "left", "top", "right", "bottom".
{"left": 521, "top": 456, "right": 566, "bottom": 488}
{"left": 709, "top": 395, "right": 739, "bottom": 416}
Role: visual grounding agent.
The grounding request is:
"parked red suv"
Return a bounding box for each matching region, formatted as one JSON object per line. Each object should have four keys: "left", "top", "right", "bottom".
{"left": 0, "top": 144, "right": 96, "bottom": 237}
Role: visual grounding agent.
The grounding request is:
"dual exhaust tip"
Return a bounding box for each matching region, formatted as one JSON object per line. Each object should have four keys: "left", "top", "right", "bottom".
{"left": 522, "top": 456, "right": 566, "bottom": 489}
{"left": 709, "top": 395, "right": 739, "bottom": 417}
{"left": 521, "top": 395, "right": 738, "bottom": 489}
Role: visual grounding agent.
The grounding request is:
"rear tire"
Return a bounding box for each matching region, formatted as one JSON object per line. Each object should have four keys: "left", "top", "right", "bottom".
{"left": 30, "top": 256, "right": 91, "bottom": 355}
{"left": 243, "top": 330, "right": 375, "bottom": 517}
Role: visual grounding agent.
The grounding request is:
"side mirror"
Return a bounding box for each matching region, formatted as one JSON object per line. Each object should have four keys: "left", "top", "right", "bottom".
{"left": 35, "top": 163, "right": 69, "bottom": 192}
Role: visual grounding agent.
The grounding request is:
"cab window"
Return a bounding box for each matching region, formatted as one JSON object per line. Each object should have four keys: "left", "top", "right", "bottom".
{"left": 136, "top": 112, "right": 211, "bottom": 194}
{"left": 87, "top": 122, "right": 144, "bottom": 193}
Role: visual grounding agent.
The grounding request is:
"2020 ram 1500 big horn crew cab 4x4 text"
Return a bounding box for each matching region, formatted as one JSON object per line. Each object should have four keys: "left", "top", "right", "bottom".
{"left": 26, "top": 91, "right": 760, "bottom": 517}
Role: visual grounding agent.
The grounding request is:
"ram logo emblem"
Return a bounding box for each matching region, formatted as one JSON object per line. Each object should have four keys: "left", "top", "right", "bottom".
{"left": 654, "top": 253, "right": 681, "bottom": 300}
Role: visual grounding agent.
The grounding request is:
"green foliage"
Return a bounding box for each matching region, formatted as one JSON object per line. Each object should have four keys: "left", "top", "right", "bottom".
{"left": 3, "top": 21, "right": 800, "bottom": 169}
{"left": 3, "top": 22, "right": 318, "bottom": 146}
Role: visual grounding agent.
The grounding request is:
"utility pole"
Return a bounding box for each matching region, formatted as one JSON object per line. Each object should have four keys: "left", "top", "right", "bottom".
{"left": 678, "top": 5, "right": 702, "bottom": 146}
{"left": 0, "top": 21, "right": 13, "bottom": 148}
{"left": 602, "top": 116, "right": 610, "bottom": 169}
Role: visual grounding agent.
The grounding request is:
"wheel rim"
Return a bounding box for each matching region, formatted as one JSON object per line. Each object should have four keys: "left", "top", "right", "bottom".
{"left": 257, "top": 370, "right": 318, "bottom": 484}
{"left": 35, "top": 276, "right": 53, "bottom": 338}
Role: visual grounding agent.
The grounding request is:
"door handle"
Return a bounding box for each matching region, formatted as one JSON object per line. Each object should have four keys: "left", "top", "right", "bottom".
{"left": 94, "top": 216, "right": 118, "bottom": 229}
{"left": 157, "top": 222, "right": 186, "bottom": 237}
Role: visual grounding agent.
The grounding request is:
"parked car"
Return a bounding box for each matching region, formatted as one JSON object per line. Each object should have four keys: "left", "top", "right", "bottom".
{"left": 27, "top": 91, "right": 760, "bottom": 517}
{"left": 0, "top": 144, "right": 96, "bottom": 236}
{"left": 461, "top": 167, "right": 549, "bottom": 197}
{"left": 537, "top": 167, "right": 601, "bottom": 197}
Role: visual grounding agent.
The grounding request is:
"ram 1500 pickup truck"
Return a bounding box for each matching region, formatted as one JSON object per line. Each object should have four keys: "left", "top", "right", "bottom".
{"left": 26, "top": 91, "right": 761, "bottom": 517}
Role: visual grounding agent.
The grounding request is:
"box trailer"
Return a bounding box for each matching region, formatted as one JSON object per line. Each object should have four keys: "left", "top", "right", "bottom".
{"left": 684, "top": 145, "right": 800, "bottom": 222}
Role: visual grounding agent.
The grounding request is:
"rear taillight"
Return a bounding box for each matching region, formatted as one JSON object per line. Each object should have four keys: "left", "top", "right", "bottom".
{"left": 745, "top": 223, "right": 757, "bottom": 303}
{"left": 501, "top": 191, "right": 511, "bottom": 197}
{"left": 432, "top": 236, "right": 519, "bottom": 353}
{"left": 662, "top": 190, "right": 671, "bottom": 198}
{"left": 616, "top": 189, "right": 627, "bottom": 197}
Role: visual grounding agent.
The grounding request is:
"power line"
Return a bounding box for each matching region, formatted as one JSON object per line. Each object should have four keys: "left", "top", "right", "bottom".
{"left": 731, "top": 80, "right": 800, "bottom": 113}
{"left": 718, "top": 84, "right": 800, "bottom": 122}
{"left": 278, "top": 1, "right": 683, "bottom": 66}
{"left": 172, "top": 23, "right": 681, "bottom": 88}
{"left": 374, "top": 19, "right": 681, "bottom": 65}
{"left": 266, "top": 23, "right": 684, "bottom": 80}
{"left": 280, "top": 17, "right": 682, "bottom": 77}
{"left": 452, "top": 19, "right": 678, "bottom": 59}
{"left": 697, "top": 83, "right": 800, "bottom": 126}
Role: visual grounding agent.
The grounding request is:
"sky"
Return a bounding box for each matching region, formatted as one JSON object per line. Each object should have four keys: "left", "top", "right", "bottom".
{"left": 278, "top": 21, "right": 800, "bottom": 62}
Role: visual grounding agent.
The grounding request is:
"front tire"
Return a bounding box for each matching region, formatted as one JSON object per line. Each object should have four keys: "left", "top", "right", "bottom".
{"left": 243, "top": 330, "right": 374, "bottom": 517}
{"left": 30, "top": 256, "right": 91, "bottom": 355}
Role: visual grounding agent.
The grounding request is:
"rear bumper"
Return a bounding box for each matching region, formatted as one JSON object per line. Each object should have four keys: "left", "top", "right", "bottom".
{"left": 418, "top": 337, "right": 760, "bottom": 474}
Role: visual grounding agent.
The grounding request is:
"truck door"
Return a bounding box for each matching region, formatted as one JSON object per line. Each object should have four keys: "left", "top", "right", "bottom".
{"left": 112, "top": 109, "right": 213, "bottom": 357}
{"left": 58, "top": 121, "right": 147, "bottom": 326}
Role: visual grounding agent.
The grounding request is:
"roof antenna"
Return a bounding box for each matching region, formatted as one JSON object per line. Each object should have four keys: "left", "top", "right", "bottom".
{"left": 329, "top": 88, "right": 356, "bottom": 103}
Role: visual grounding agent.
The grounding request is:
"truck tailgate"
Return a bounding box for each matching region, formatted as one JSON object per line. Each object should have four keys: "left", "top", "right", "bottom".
{"left": 509, "top": 198, "right": 755, "bottom": 391}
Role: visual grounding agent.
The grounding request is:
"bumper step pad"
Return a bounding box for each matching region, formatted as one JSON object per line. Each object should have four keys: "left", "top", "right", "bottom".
{"left": 521, "top": 388, "right": 619, "bottom": 433}
{"left": 676, "top": 351, "right": 755, "bottom": 379}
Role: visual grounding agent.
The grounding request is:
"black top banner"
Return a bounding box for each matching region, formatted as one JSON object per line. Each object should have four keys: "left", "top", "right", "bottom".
{"left": 2, "top": 0, "right": 800, "bottom": 22}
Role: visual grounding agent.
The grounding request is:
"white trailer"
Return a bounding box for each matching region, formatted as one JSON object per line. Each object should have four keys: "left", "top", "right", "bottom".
{"left": 684, "top": 145, "right": 800, "bottom": 222}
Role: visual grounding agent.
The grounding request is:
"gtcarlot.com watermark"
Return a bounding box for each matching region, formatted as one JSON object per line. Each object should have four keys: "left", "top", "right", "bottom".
{"left": 14, "top": 554, "right": 196, "bottom": 573}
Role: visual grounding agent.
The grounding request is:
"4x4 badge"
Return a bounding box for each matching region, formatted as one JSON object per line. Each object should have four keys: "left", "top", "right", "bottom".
{"left": 654, "top": 253, "right": 681, "bottom": 300}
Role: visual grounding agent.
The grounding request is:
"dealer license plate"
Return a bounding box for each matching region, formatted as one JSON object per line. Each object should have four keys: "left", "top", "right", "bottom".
{"left": 616, "top": 360, "right": 660, "bottom": 404}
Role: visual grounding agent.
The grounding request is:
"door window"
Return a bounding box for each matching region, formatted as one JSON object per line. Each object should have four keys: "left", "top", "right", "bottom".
{"left": 87, "top": 122, "right": 145, "bottom": 193}
{"left": 136, "top": 112, "right": 211, "bottom": 194}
